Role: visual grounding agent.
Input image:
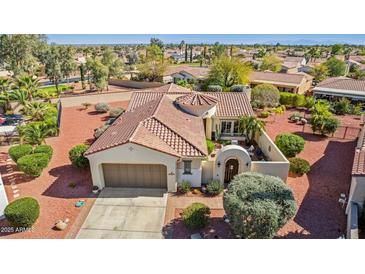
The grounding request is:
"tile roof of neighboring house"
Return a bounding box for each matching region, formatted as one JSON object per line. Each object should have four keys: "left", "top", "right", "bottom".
{"left": 352, "top": 126, "right": 365, "bottom": 176}
{"left": 165, "top": 66, "right": 209, "bottom": 78}
{"left": 285, "top": 57, "right": 305, "bottom": 63}
{"left": 129, "top": 89, "right": 253, "bottom": 118}
{"left": 149, "top": 83, "right": 192, "bottom": 93}
{"left": 315, "top": 77, "right": 365, "bottom": 92}
{"left": 85, "top": 95, "right": 207, "bottom": 157}
{"left": 349, "top": 55, "right": 365, "bottom": 63}
{"left": 250, "top": 71, "right": 307, "bottom": 86}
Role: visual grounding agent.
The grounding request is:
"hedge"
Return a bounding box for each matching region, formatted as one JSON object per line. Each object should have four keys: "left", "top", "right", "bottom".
{"left": 289, "top": 157, "right": 311, "bottom": 175}
{"left": 33, "top": 145, "right": 53, "bottom": 160}
{"left": 69, "top": 144, "right": 90, "bottom": 168}
{"left": 4, "top": 197, "right": 40, "bottom": 228}
{"left": 279, "top": 92, "right": 306, "bottom": 107}
{"left": 275, "top": 133, "right": 305, "bottom": 157}
{"left": 17, "top": 153, "right": 49, "bottom": 177}
{"left": 9, "top": 144, "right": 33, "bottom": 162}
{"left": 206, "top": 139, "right": 215, "bottom": 154}
{"left": 182, "top": 203, "right": 211, "bottom": 230}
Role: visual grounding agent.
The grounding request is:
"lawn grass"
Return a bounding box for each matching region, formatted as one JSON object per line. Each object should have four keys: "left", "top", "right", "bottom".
{"left": 35, "top": 84, "right": 72, "bottom": 99}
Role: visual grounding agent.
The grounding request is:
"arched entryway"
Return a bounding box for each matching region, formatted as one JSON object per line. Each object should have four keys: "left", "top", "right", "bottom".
{"left": 224, "top": 158, "right": 239, "bottom": 183}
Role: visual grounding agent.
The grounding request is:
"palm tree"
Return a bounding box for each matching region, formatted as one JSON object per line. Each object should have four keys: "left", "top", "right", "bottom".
{"left": 23, "top": 123, "right": 52, "bottom": 145}
{"left": 23, "top": 101, "right": 49, "bottom": 121}
{"left": 10, "top": 89, "right": 29, "bottom": 107}
{"left": 16, "top": 75, "right": 40, "bottom": 101}
{"left": 239, "top": 116, "right": 266, "bottom": 144}
{"left": 0, "top": 77, "right": 13, "bottom": 111}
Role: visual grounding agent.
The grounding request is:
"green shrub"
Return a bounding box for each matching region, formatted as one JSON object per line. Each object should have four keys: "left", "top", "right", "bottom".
{"left": 260, "top": 111, "right": 270, "bottom": 118}
{"left": 279, "top": 92, "right": 306, "bottom": 107}
{"left": 289, "top": 112, "right": 302, "bottom": 122}
{"left": 94, "top": 125, "right": 109, "bottom": 139}
{"left": 275, "top": 133, "right": 305, "bottom": 157}
{"left": 230, "top": 84, "right": 246, "bottom": 92}
{"left": 251, "top": 84, "right": 280, "bottom": 107}
{"left": 207, "top": 85, "right": 222, "bottom": 92}
{"left": 251, "top": 100, "right": 264, "bottom": 109}
{"left": 8, "top": 144, "right": 33, "bottom": 162}
{"left": 289, "top": 157, "right": 310, "bottom": 175}
{"left": 223, "top": 172, "right": 296, "bottom": 239}
{"left": 179, "top": 180, "right": 191, "bottom": 194}
{"left": 69, "top": 144, "right": 90, "bottom": 168}
{"left": 311, "top": 116, "right": 340, "bottom": 135}
{"left": 4, "top": 197, "right": 40, "bottom": 228}
{"left": 181, "top": 203, "right": 211, "bottom": 230}
{"left": 95, "top": 102, "right": 110, "bottom": 113}
{"left": 109, "top": 107, "right": 125, "bottom": 118}
{"left": 206, "top": 180, "right": 223, "bottom": 196}
{"left": 332, "top": 98, "right": 351, "bottom": 115}
{"left": 17, "top": 153, "right": 49, "bottom": 177}
{"left": 33, "top": 145, "right": 53, "bottom": 160}
{"left": 206, "top": 139, "right": 215, "bottom": 154}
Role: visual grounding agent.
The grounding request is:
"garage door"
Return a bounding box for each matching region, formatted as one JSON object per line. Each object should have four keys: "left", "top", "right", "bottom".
{"left": 102, "top": 164, "right": 167, "bottom": 188}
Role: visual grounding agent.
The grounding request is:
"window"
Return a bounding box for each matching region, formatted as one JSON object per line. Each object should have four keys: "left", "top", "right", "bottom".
{"left": 233, "top": 121, "right": 240, "bottom": 134}
{"left": 221, "top": 121, "right": 232, "bottom": 134}
{"left": 183, "top": 160, "right": 192, "bottom": 174}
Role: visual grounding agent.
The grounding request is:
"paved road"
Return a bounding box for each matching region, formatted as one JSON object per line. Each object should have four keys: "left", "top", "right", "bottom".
{"left": 77, "top": 188, "right": 167, "bottom": 239}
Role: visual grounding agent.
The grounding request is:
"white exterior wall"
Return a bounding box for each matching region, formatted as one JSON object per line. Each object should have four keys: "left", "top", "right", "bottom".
{"left": 202, "top": 160, "right": 214, "bottom": 184}
{"left": 86, "top": 143, "right": 179, "bottom": 192}
{"left": 176, "top": 159, "right": 203, "bottom": 187}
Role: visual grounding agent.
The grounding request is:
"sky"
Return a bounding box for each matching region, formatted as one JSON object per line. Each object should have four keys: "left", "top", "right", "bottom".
{"left": 46, "top": 34, "right": 365, "bottom": 45}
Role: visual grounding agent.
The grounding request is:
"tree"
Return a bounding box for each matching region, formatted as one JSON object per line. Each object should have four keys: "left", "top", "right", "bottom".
{"left": 179, "top": 40, "right": 185, "bottom": 53}
{"left": 86, "top": 59, "right": 109, "bottom": 91}
{"left": 251, "top": 84, "right": 280, "bottom": 107}
{"left": 189, "top": 45, "right": 193, "bottom": 63}
{"left": 42, "top": 46, "right": 63, "bottom": 92}
{"left": 207, "top": 56, "right": 252, "bottom": 90}
{"left": 150, "top": 37, "right": 164, "bottom": 50}
{"left": 101, "top": 48, "right": 123, "bottom": 90}
{"left": 211, "top": 42, "right": 225, "bottom": 59}
{"left": 324, "top": 57, "right": 346, "bottom": 77}
{"left": 238, "top": 116, "right": 265, "bottom": 144}
{"left": 16, "top": 75, "right": 40, "bottom": 101}
{"left": 311, "top": 100, "right": 340, "bottom": 135}
{"left": 0, "top": 34, "right": 46, "bottom": 76}
{"left": 310, "top": 64, "right": 329, "bottom": 83}
{"left": 0, "top": 77, "right": 13, "bottom": 111}
{"left": 23, "top": 101, "right": 50, "bottom": 121}
{"left": 223, "top": 172, "right": 296, "bottom": 239}
{"left": 260, "top": 54, "right": 282, "bottom": 72}
{"left": 59, "top": 46, "right": 77, "bottom": 81}
{"left": 331, "top": 44, "right": 344, "bottom": 55}
{"left": 10, "top": 89, "right": 29, "bottom": 107}
{"left": 23, "top": 123, "right": 53, "bottom": 145}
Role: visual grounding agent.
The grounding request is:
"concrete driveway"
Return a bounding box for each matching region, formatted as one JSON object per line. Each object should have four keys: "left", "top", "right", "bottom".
{"left": 77, "top": 188, "right": 167, "bottom": 239}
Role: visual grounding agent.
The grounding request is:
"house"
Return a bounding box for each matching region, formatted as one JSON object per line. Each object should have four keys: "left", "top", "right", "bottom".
{"left": 313, "top": 77, "right": 365, "bottom": 102}
{"left": 250, "top": 71, "right": 313, "bottom": 94}
{"left": 348, "top": 55, "right": 365, "bottom": 72}
{"left": 85, "top": 86, "right": 289, "bottom": 192}
{"left": 162, "top": 65, "right": 209, "bottom": 83}
{"left": 346, "top": 124, "right": 365, "bottom": 238}
{"left": 298, "top": 58, "right": 327, "bottom": 73}
{"left": 281, "top": 57, "right": 307, "bottom": 73}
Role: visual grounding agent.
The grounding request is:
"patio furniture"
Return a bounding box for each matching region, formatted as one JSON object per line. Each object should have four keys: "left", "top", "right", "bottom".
{"left": 0, "top": 125, "right": 16, "bottom": 136}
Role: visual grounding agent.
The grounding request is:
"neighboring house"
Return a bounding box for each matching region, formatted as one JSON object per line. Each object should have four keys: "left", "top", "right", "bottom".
{"left": 162, "top": 65, "right": 209, "bottom": 83}
{"left": 313, "top": 77, "right": 365, "bottom": 102}
{"left": 281, "top": 57, "right": 307, "bottom": 73}
{"left": 348, "top": 55, "right": 365, "bottom": 72}
{"left": 250, "top": 71, "right": 313, "bottom": 94}
{"left": 346, "top": 124, "right": 365, "bottom": 238}
{"left": 0, "top": 174, "right": 9, "bottom": 219}
{"left": 298, "top": 58, "right": 327, "bottom": 73}
{"left": 85, "top": 85, "right": 288, "bottom": 192}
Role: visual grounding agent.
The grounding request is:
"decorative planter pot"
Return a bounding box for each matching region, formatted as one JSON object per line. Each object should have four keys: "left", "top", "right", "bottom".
{"left": 92, "top": 186, "right": 99, "bottom": 194}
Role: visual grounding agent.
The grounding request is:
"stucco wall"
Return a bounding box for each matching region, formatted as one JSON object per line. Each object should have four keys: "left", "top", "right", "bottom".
{"left": 256, "top": 130, "right": 288, "bottom": 162}
{"left": 176, "top": 159, "right": 203, "bottom": 187}
{"left": 251, "top": 161, "right": 289, "bottom": 181}
{"left": 202, "top": 160, "right": 214, "bottom": 184}
{"left": 86, "top": 143, "right": 178, "bottom": 192}
{"left": 347, "top": 176, "right": 365, "bottom": 210}
{"left": 347, "top": 202, "right": 359, "bottom": 239}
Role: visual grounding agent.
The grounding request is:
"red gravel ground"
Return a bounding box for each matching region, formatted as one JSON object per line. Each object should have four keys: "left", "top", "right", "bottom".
{"left": 0, "top": 101, "right": 129, "bottom": 238}
{"left": 265, "top": 109, "right": 361, "bottom": 239}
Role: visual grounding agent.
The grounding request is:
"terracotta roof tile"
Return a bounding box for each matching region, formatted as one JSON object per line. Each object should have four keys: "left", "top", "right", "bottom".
{"left": 316, "top": 77, "right": 365, "bottom": 92}
{"left": 250, "top": 71, "right": 306, "bottom": 86}
{"left": 205, "top": 92, "right": 254, "bottom": 117}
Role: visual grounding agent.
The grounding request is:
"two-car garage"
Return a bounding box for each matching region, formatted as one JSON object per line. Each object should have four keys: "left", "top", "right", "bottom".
{"left": 102, "top": 163, "right": 167, "bottom": 189}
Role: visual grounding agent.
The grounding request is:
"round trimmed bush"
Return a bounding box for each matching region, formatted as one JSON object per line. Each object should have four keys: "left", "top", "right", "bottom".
{"left": 33, "top": 145, "right": 53, "bottom": 160}
{"left": 94, "top": 102, "right": 110, "bottom": 113}
{"left": 275, "top": 133, "right": 305, "bottom": 157}
{"left": 69, "top": 144, "right": 90, "bottom": 168}
{"left": 260, "top": 111, "right": 270, "bottom": 118}
{"left": 223, "top": 172, "right": 297, "bottom": 239}
{"left": 207, "top": 85, "right": 222, "bottom": 92}
{"left": 17, "top": 153, "right": 49, "bottom": 177}
{"left": 289, "top": 157, "right": 310, "bottom": 175}
{"left": 4, "top": 197, "right": 40, "bottom": 228}
{"left": 109, "top": 107, "right": 125, "bottom": 118}
{"left": 230, "top": 84, "right": 246, "bottom": 92}
{"left": 179, "top": 180, "right": 191, "bottom": 194}
{"left": 181, "top": 203, "right": 211, "bottom": 230}
{"left": 206, "top": 180, "right": 223, "bottom": 196}
{"left": 251, "top": 84, "right": 280, "bottom": 107}
{"left": 9, "top": 144, "right": 33, "bottom": 162}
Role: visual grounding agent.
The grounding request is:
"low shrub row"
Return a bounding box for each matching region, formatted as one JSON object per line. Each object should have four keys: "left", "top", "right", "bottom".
{"left": 279, "top": 92, "right": 306, "bottom": 107}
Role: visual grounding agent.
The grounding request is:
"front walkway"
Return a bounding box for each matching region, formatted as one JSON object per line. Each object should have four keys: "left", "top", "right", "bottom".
{"left": 77, "top": 188, "right": 167, "bottom": 239}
